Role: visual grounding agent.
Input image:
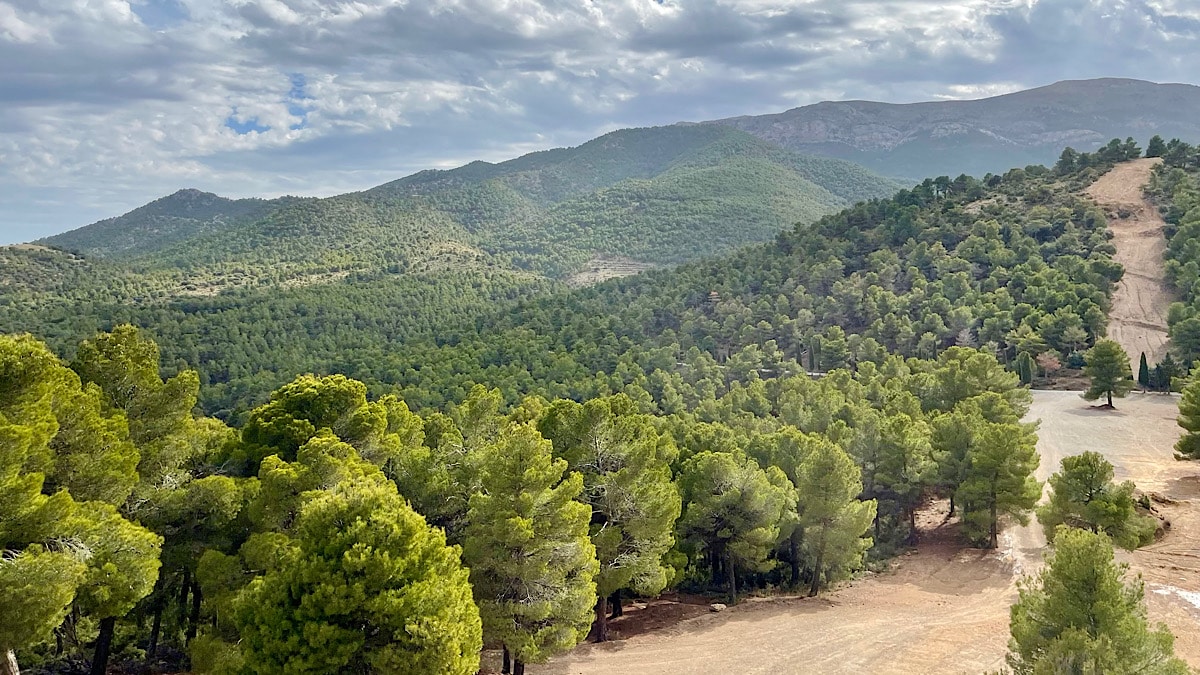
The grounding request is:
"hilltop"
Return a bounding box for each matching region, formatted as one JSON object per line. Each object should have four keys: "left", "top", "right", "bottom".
{"left": 707, "top": 78, "right": 1200, "bottom": 180}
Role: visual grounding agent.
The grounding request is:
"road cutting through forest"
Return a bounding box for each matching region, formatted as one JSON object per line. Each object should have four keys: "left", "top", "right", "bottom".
{"left": 534, "top": 163, "right": 1200, "bottom": 674}
{"left": 1086, "top": 157, "right": 1173, "bottom": 371}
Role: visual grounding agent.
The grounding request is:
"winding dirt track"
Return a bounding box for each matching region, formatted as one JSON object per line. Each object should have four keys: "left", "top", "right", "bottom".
{"left": 1085, "top": 158, "right": 1173, "bottom": 371}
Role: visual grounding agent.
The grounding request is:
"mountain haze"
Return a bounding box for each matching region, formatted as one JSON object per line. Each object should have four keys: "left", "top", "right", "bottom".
{"left": 707, "top": 78, "right": 1200, "bottom": 180}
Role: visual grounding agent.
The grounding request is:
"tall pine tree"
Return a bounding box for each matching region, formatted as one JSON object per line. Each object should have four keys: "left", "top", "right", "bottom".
{"left": 538, "top": 395, "right": 681, "bottom": 642}
{"left": 794, "top": 437, "right": 876, "bottom": 596}
{"left": 464, "top": 423, "right": 597, "bottom": 675}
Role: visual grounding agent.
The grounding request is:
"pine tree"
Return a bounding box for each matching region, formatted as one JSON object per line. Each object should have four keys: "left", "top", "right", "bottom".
{"left": 956, "top": 419, "right": 1041, "bottom": 549}
{"left": 464, "top": 423, "right": 597, "bottom": 675}
{"left": 1007, "top": 528, "right": 1189, "bottom": 674}
{"left": 677, "top": 451, "right": 794, "bottom": 604}
{"left": 1037, "top": 452, "right": 1155, "bottom": 549}
{"left": 1175, "top": 377, "right": 1200, "bottom": 459}
{"left": 1155, "top": 353, "right": 1182, "bottom": 392}
{"left": 794, "top": 437, "right": 876, "bottom": 596}
{"left": 233, "top": 479, "right": 482, "bottom": 675}
{"left": 538, "top": 395, "right": 681, "bottom": 642}
{"left": 1146, "top": 135, "right": 1167, "bottom": 158}
{"left": 1082, "top": 339, "right": 1134, "bottom": 408}
{"left": 0, "top": 335, "right": 160, "bottom": 675}
{"left": 1138, "top": 352, "right": 1151, "bottom": 389}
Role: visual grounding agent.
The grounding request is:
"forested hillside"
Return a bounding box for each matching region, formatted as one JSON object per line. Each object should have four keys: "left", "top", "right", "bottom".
{"left": 40, "top": 190, "right": 306, "bottom": 259}
{"left": 9, "top": 140, "right": 1196, "bottom": 675}
{"left": 314, "top": 142, "right": 1144, "bottom": 413}
{"left": 2, "top": 126, "right": 901, "bottom": 402}
{"left": 4, "top": 141, "right": 1145, "bottom": 419}
{"left": 1147, "top": 137, "right": 1200, "bottom": 366}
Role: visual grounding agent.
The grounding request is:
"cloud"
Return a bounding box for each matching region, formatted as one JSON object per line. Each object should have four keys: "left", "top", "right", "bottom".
{"left": 1, "top": 0, "right": 1199, "bottom": 242}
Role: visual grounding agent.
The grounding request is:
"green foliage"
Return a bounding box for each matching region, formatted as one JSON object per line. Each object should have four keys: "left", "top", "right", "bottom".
{"left": 232, "top": 479, "right": 482, "bottom": 675}
{"left": 1007, "top": 528, "right": 1189, "bottom": 675}
{"left": 0, "top": 546, "right": 87, "bottom": 654}
{"left": 463, "top": 423, "right": 597, "bottom": 667}
{"left": 1082, "top": 340, "right": 1134, "bottom": 407}
{"left": 0, "top": 334, "right": 160, "bottom": 670}
{"left": 537, "top": 395, "right": 681, "bottom": 639}
{"left": 953, "top": 402, "right": 1041, "bottom": 548}
{"left": 794, "top": 437, "right": 876, "bottom": 595}
{"left": 1037, "top": 452, "right": 1156, "bottom": 550}
{"left": 1175, "top": 376, "right": 1200, "bottom": 459}
{"left": 1015, "top": 351, "right": 1035, "bottom": 385}
{"left": 677, "top": 451, "right": 794, "bottom": 603}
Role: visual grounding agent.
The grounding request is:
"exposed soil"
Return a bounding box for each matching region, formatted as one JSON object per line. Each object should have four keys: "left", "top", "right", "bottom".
{"left": 564, "top": 255, "right": 656, "bottom": 287}
{"left": 1084, "top": 158, "right": 1172, "bottom": 371}
{"left": 536, "top": 391, "right": 1200, "bottom": 674}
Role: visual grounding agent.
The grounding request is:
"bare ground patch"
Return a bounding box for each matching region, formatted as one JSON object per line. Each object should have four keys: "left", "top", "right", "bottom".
{"left": 565, "top": 255, "right": 656, "bottom": 287}
{"left": 1084, "top": 158, "right": 1172, "bottom": 370}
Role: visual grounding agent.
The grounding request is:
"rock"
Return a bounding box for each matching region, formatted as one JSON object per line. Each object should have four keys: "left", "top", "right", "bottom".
{"left": 709, "top": 603, "right": 726, "bottom": 612}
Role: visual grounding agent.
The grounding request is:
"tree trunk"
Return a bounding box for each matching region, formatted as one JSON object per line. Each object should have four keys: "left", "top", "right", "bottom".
{"left": 1107, "top": 390, "right": 1113, "bottom": 408}
{"left": 908, "top": 506, "right": 918, "bottom": 544}
{"left": 2, "top": 649, "right": 19, "bottom": 675}
{"left": 809, "top": 529, "right": 827, "bottom": 597}
{"left": 591, "top": 595, "right": 610, "bottom": 643}
{"left": 186, "top": 580, "right": 202, "bottom": 642}
{"left": 989, "top": 487, "right": 999, "bottom": 550}
{"left": 725, "top": 551, "right": 737, "bottom": 605}
{"left": 147, "top": 603, "right": 163, "bottom": 661}
{"left": 709, "top": 547, "right": 721, "bottom": 588}
{"left": 513, "top": 659, "right": 525, "bottom": 675}
{"left": 502, "top": 646, "right": 511, "bottom": 674}
{"left": 789, "top": 529, "right": 801, "bottom": 586}
{"left": 90, "top": 617, "right": 116, "bottom": 675}
{"left": 609, "top": 589, "right": 623, "bottom": 618}
{"left": 178, "top": 568, "right": 191, "bottom": 622}
{"left": 948, "top": 493, "right": 955, "bottom": 518}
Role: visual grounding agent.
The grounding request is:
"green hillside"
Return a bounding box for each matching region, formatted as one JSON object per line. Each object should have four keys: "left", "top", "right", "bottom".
{"left": 1, "top": 126, "right": 902, "bottom": 403}
{"left": 40, "top": 189, "right": 305, "bottom": 258}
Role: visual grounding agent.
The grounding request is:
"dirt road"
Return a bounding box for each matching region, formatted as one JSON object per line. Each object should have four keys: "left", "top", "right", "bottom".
{"left": 536, "top": 391, "right": 1200, "bottom": 675}
{"left": 1085, "top": 158, "right": 1172, "bottom": 371}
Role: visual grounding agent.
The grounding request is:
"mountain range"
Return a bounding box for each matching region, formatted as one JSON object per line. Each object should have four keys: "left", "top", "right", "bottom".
{"left": 707, "top": 78, "right": 1200, "bottom": 180}
{"left": 5, "top": 77, "right": 1200, "bottom": 415}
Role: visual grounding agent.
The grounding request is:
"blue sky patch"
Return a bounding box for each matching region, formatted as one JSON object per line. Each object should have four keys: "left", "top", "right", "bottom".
{"left": 287, "top": 73, "right": 312, "bottom": 130}
{"left": 225, "top": 115, "right": 270, "bottom": 135}
{"left": 131, "top": 0, "right": 189, "bottom": 30}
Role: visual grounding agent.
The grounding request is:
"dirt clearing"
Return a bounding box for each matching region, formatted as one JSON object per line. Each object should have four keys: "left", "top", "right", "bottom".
{"left": 535, "top": 391, "right": 1200, "bottom": 674}
{"left": 1085, "top": 158, "right": 1172, "bottom": 371}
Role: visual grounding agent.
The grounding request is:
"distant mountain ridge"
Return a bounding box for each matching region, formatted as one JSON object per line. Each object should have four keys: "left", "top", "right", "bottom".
{"left": 41, "top": 189, "right": 308, "bottom": 258}
{"left": 705, "top": 78, "right": 1200, "bottom": 180}
{"left": 15, "top": 125, "right": 902, "bottom": 305}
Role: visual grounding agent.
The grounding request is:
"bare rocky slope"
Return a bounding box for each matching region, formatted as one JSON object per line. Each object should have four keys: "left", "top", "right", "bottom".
{"left": 706, "top": 78, "right": 1200, "bottom": 180}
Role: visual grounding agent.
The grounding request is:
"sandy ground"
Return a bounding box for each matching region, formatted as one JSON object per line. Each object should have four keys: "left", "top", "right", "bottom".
{"left": 1085, "top": 158, "right": 1173, "bottom": 371}
{"left": 536, "top": 391, "right": 1200, "bottom": 675}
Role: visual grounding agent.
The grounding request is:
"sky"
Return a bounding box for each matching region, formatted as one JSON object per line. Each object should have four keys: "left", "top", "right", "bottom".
{"left": 3, "top": 0, "right": 1200, "bottom": 243}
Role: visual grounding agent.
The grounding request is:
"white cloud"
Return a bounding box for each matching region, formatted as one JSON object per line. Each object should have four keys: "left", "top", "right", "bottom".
{"left": 1, "top": 0, "right": 1199, "bottom": 242}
